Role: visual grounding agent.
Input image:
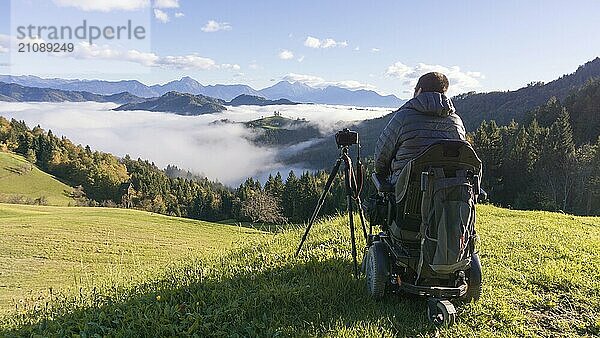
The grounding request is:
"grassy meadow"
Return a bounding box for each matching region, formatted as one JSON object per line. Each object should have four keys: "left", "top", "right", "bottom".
{"left": 0, "top": 152, "right": 74, "bottom": 206}
{"left": 0, "top": 203, "right": 598, "bottom": 337}
{"left": 0, "top": 204, "right": 264, "bottom": 316}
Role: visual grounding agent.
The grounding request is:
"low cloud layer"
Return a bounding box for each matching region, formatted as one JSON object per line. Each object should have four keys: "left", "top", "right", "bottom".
{"left": 0, "top": 102, "right": 390, "bottom": 185}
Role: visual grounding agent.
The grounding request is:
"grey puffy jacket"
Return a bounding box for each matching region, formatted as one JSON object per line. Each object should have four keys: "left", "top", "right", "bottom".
{"left": 374, "top": 92, "right": 466, "bottom": 183}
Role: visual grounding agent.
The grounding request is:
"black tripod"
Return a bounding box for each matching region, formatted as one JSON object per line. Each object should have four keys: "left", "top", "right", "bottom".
{"left": 295, "top": 142, "right": 369, "bottom": 277}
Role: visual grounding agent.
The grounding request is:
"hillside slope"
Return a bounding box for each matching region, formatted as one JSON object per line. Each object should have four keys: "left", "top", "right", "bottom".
{"left": 0, "top": 152, "right": 74, "bottom": 206}
{"left": 0, "top": 203, "right": 264, "bottom": 315}
{"left": 454, "top": 57, "right": 600, "bottom": 130}
{"left": 114, "top": 91, "right": 227, "bottom": 115}
{"left": 0, "top": 82, "right": 142, "bottom": 104}
{"left": 2, "top": 205, "right": 598, "bottom": 337}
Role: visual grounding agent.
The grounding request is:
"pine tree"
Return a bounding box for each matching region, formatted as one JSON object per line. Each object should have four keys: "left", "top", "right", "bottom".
{"left": 539, "top": 108, "right": 576, "bottom": 211}
{"left": 282, "top": 171, "right": 299, "bottom": 221}
{"left": 472, "top": 120, "right": 503, "bottom": 199}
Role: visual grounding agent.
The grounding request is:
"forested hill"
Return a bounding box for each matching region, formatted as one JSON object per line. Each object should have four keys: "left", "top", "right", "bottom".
{"left": 228, "top": 94, "right": 299, "bottom": 106}
{"left": 0, "top": 82, "right": 143, "bottom": 104}
{"left": 454, "top": 57, "right": 600, "bottom": 130}
{"left": 114, "top": 91, "right": 227, "bottom": 115}
{"left": 0, "top": 116, "right": 354, "bottom": 223}
{"left": 526, "top": 77, "right": 600, "bottom": 145}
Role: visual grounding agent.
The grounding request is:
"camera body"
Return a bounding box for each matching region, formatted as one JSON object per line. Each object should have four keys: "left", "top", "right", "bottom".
{"left": 335, "top": 128, "right": 359, "bottom": 147}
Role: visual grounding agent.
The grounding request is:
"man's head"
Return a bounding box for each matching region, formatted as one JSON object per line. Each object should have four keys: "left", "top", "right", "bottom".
{"left": 414, "top": 72, "right": 449, "bottom": 97}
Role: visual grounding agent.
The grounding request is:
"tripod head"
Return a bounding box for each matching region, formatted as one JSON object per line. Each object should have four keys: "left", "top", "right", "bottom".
{"left": 335, "top": 128, "right": 361, "bottom": 170}
{"left": 335, "top": 128, "right": 359, "bottom": 148}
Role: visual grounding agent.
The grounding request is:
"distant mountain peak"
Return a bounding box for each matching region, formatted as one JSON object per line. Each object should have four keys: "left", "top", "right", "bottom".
{"left": 277, "top": 80, "right": 314, "bottom": 89}
{"left": 179, "top": 76, "right": 201, "bottom": 84}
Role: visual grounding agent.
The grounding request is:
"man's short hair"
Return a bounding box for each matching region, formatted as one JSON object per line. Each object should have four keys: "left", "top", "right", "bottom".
{"left": 415, "top": 72, "right": 449, "bottom": 94}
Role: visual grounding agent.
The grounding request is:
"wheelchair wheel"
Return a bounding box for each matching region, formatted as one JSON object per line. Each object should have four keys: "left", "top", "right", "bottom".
{"left": 365, "top": 241, "right": 389, "bottom": 300}
{"left": 463, "top": 252, "right": 482, "bottom": 302}
{"left": 427, "top": 298, "right": 456, "bottom": 327}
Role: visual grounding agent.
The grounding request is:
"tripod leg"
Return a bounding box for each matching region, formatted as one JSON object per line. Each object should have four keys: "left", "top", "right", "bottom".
{"left": 347, "top": 194, "right": 358, "bottom": 277}
{"left": 348, "top": 164, "right": 368, "bottom": 242}
{"left": 295, "top": 158, "right": 342, "bottom": 257}
{"left": 355, "top": 196, "right": 368, "bottom": 242}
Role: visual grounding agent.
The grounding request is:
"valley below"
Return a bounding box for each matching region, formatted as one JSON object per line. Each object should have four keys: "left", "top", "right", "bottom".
{"left": 0, "top": 101, "right": 392, "bottom": 185}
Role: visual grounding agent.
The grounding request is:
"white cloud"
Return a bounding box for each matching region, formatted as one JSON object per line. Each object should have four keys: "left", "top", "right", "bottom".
{"left": 153, "top": 0, "right": 178, "bottom": 8}
{"left": 249, "top": 62, "right": 259, "bottom": 70}
{"left": 297, "top": 56, "right": 305, "bottom": 63}
{"left": 174, "top": 12, "right": 184, "bottom": 18}
{"left": 201, "top": 20, "right": 232, "bottom": 32}
{"left": 68, "top": 43, "right": 246, "bottom": 72}
{"left": 371, "top": 48, "right": 380, "bottom": 52}
{"left": 0, "top": 34, "right": 10, "bottom": 53}
{"left": 278, "top": 50, "right": 294, "bottom": 60}
{"left": 386, "top": 62, "right": 414, "bottom": 78}
{"left": 354, "top": 46, "right": 360, "bottom": 51}
{"left": 303, "top": 36, "right": 348, "bottom": 49}
{"left": 52, "top": 0, "right": 149, "bottom": 11}
{"left": 222, "top": 63, "right": 241, "bottom": 71}
{"left": 153, "top": 9, "right": 169, "bottom": 23}
{"left": 159, "top": 55, "right": 218, "bottom": 70}
{"left": 66, "top": 42, "right": 219, "bottom": 70}
{"left": 386, "top": 61, "right": 484, "bottom": 95}
{"left": 282, "top": 73, "right": 376, "bottom": 90}
{"left": 0, "top": 34, "right": 46, "bottom": 53}
{"left": 304, "top": 36, "right": 321, "bottom": 48}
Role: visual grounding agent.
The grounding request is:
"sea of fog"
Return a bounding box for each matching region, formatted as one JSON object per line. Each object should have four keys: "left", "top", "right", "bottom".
{"left": 0, "top": 102, "right": 393, "bottom": 185}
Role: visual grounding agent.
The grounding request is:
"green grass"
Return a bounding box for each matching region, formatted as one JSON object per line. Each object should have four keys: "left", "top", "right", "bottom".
{"left": 0, "top": 203, "right": 264, "bottom": 316}
{"left": 0, "top": 152, "right": 74, "bottom": 206}
{"left": 1, "top": 204, "right": 599, "bottom": 337}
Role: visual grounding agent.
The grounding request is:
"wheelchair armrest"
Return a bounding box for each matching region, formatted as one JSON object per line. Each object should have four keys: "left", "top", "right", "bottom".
{"left": 371, "top": 173, "right": 394, "bottom": 193}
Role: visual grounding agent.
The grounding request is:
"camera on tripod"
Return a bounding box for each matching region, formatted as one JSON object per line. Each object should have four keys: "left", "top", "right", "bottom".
{"left": 297, "top": 128, "right": 367, "bottom": 277}
{"left": 335, "top": 128, "right": 359, "bottom": 147}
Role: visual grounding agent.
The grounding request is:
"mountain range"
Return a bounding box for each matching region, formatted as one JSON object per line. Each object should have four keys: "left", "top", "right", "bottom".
{"left": 0, "top": 75, "right": 406, "bottom": 108}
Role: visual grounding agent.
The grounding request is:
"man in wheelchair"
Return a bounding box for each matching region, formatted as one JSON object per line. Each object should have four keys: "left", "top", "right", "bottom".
{"left": 374, "top": 72, "right": 466, "bottom": 185}
{"left": 366, "top": 72, "right": 483, "bottom": 325}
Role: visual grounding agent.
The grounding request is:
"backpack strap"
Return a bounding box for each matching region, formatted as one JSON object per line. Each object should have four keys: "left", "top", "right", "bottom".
{"left": 416, "top": 167, "right": 445, "bottom": 283}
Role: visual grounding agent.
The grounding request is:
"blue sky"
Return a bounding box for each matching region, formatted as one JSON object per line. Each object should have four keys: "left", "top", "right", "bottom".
{"left": 1, "top": 0, "right": 599, "bottom": 98}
